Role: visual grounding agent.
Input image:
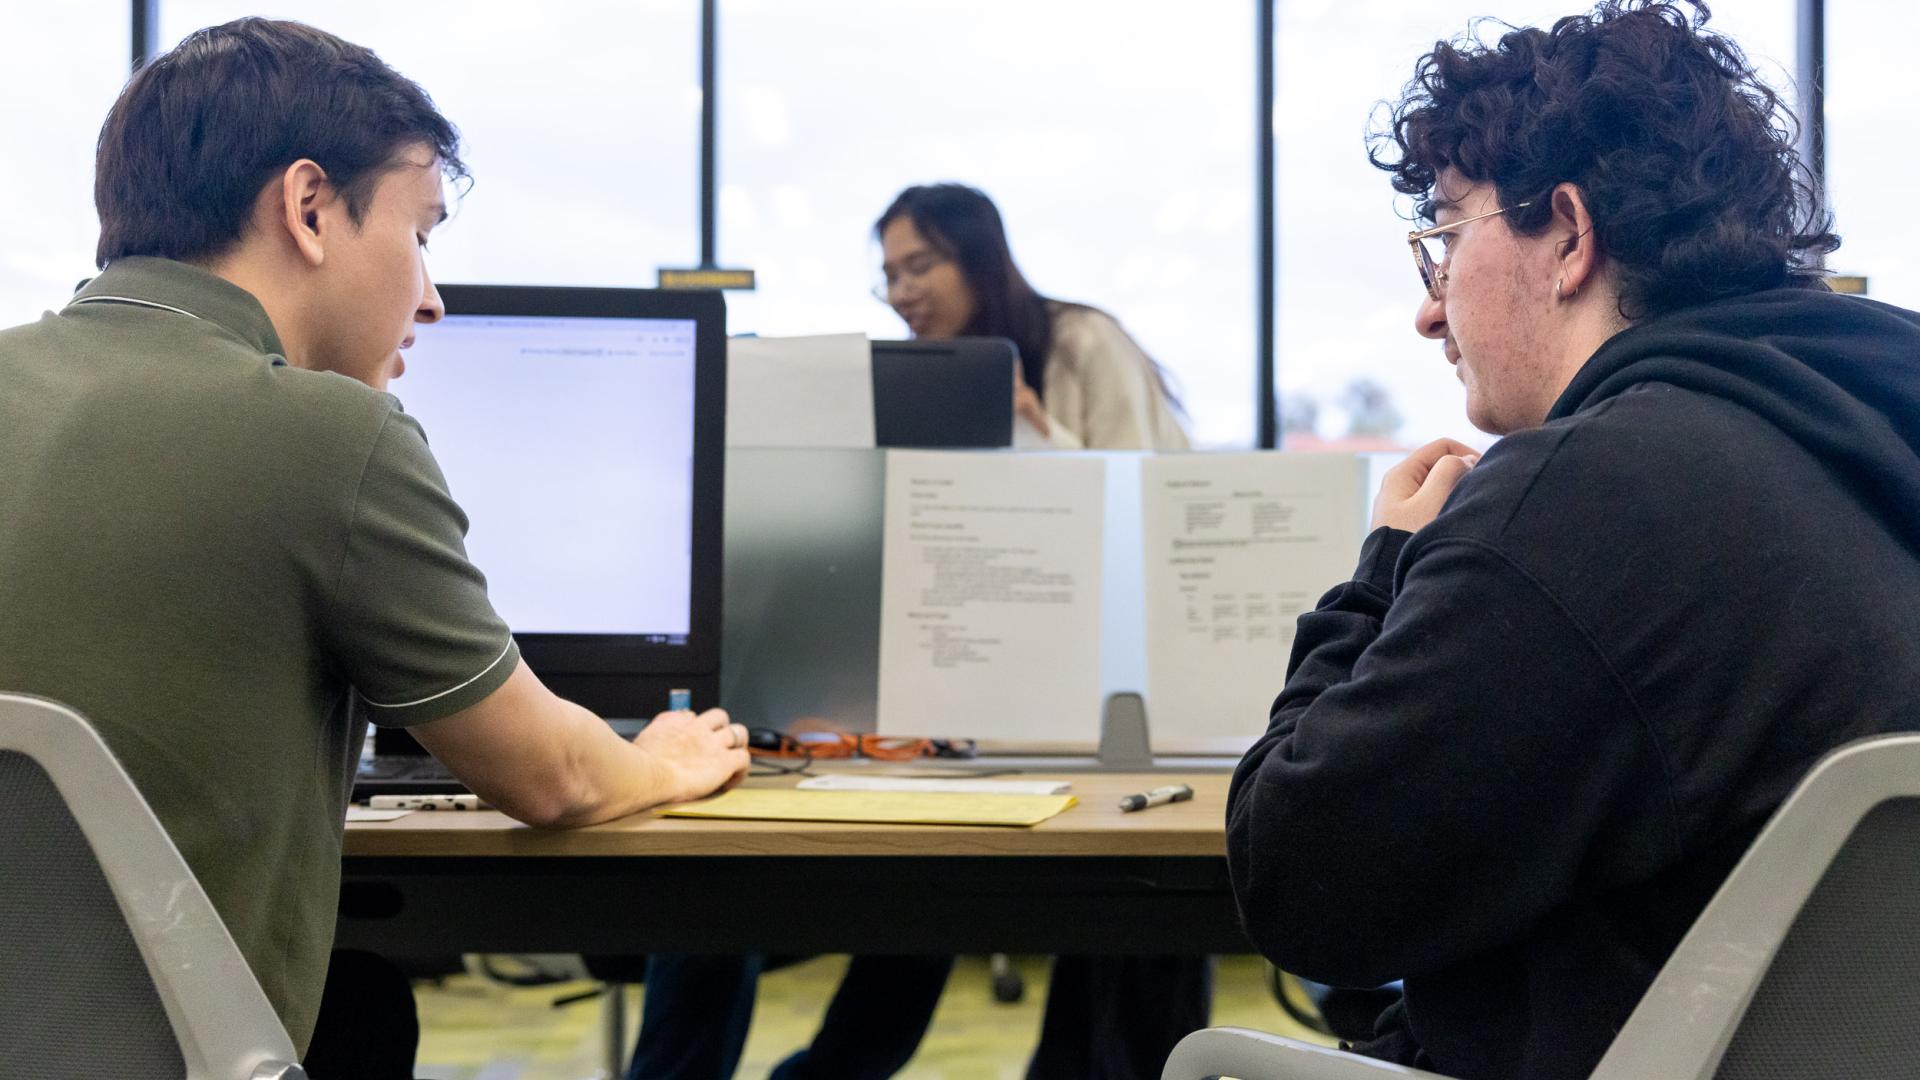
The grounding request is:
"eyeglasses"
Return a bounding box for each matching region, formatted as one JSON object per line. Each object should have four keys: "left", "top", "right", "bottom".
{"left": 1406, "top": 202, "right": 1531, "bottom": 300}
{"left": 871, "top": 252, "right": 951, "bottom": 304}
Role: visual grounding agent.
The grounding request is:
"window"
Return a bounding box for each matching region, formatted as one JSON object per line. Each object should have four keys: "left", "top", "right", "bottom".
{"left": 55, "top": 1, "right": 1840, "bottom": 449}
{"left": 1276, "top": 0, "right": 1797, "bottom": 449}
{"left": 159, "top": 1, "right": 702, "bottom": 289}
{"left": 0, "top": 4, "right": 129, "bottom": 327}
{"left": 1825, "top": 1, "right": 1920, "bottom": 310}
{"left": 716, "top": 0, "right": 1257, "bottom": 447}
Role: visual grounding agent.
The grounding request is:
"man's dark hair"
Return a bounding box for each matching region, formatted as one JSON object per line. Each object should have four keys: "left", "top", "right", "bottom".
{"left": 94, "top": 18, "right": 466, "bottom": 268}
{"left": 1371, "top": 0, "right": 1837, "bottom": 320}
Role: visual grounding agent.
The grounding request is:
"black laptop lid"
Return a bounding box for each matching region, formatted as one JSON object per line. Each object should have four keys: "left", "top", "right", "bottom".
{"left": 870, "top": 338, "right": 1016, "bottom": 448}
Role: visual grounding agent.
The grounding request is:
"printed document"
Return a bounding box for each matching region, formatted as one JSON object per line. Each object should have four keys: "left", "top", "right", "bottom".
{"left": 727, "top": 333, "right": 875, "bottom": 447}
{"left": 876, "top": 451, "right": 1106, "bottom": 742}
{"left": 1142, "top": 453, "right": 1366, "bottom": 749}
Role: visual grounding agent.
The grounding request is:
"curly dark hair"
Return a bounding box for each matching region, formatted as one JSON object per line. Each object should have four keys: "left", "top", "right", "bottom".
{"left": 1369, "top": 0, "right": 1837, "bottom": 320}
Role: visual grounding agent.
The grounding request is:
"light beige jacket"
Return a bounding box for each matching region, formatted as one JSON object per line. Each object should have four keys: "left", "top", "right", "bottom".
{"left": 1036, "top": 302, "right": 1191, "bottom": 451}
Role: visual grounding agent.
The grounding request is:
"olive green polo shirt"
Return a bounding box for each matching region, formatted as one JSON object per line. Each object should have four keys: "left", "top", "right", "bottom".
{"left": 0, "top": 257, "right": 519, "bottom": 1051}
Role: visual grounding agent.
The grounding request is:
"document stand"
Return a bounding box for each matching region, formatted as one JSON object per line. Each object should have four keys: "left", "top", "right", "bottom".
{"left": 1098, "top": 691, "right": 1154, "bottom": 768}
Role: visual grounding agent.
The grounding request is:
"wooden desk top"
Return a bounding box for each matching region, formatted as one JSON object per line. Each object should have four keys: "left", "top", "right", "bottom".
{"left": 343, "top": 771, "right": 1229, "bottom": 858}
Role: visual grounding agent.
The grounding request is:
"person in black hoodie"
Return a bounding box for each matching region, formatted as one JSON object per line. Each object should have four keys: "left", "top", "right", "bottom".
{"left": 1226, "top": 3, "right": 1920, "bottom": 1079}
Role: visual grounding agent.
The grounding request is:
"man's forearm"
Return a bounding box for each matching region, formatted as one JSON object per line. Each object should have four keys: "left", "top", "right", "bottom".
{"left": 531, "top": 701, "right": 679, "bottom": 828}
{"left": 1225, "top": 534, "right": 1651, "bottom": 985}
{"left": 411, "top": 659, "right": 680, "bottom": 828}
{"left": 1266, "top": 527, "right": 1409, "bottom": 730}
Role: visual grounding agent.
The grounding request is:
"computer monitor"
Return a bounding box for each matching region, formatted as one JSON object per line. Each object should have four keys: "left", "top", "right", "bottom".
{"left": 389, "top": 283, "right": 726, "bottom": 719}
{"left": 871, "top": 338, "right": 1016, "bottom": 448}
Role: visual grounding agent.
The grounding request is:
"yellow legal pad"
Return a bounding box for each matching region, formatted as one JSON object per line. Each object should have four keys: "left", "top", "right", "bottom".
{"left": 659, "top": 789, "right": 1079, "bottom": 828}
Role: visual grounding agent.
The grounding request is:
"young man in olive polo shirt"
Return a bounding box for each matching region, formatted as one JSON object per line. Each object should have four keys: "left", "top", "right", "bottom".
{"left": 0, "top": 18, "right": 749, "bottom": 1057}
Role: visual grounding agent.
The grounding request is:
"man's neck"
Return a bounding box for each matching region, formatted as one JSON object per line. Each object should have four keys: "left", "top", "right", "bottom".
{"left": 1552, "top": 287, "right": 1633, "bottom": 397}
{"left": 198, "top": 251, "right": 313, "bottom": 366}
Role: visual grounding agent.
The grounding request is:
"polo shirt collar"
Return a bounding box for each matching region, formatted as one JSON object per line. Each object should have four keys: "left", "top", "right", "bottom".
{"left": 70, "top": 256, "right": 287, "bottom": 358}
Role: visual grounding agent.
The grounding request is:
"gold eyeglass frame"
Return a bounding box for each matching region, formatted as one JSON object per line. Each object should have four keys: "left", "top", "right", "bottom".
{"left": 1407, "top": 201, "right": 1532, "bottom": 300}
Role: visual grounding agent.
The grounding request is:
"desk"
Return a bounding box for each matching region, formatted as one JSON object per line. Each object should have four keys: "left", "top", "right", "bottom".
{"left": 337, "top": 771, "right": 1253, "bottom": 956}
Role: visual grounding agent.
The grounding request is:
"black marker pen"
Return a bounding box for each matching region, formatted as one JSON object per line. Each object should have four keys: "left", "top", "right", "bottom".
{"left": 1118, "top": 783, "right": 1194, "bottom": 812}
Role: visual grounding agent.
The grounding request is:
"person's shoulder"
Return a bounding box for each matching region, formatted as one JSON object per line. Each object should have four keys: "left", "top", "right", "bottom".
{"left": 1046, "top": 301, "right": 1143, "bottom": 368}
{"left": 1050, "top": 301, "right": 1129, "bottom": 342}
{"left": 0, "top": 311, "right": 56, "bottom": 347}
{"left": 243, "top": 362, "right": 404, "bottom": 444}
{"left": 209, "top": 365, "right": 422, "bottom": 505}
{"left": 7, "top": 303, "right": 402, "bottom": 449}
{"left": 1538, "top": 379, "right": 1770, "bottom": 488}
{"left": 1433, "top": 382, "right": 1762, "bottom": 549}
{"left": 266, "top": 361, "right": 395, "bottom": 413}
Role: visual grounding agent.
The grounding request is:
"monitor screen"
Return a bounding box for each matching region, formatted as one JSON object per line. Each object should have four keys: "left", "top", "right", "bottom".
{"left": 379, "top": 284, "right": 725, "bottom": 720}
{"left": 398, "top": 311, "right": 697, "bottom": 639}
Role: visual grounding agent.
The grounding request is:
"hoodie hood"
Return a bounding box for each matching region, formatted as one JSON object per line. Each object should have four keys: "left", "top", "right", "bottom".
{"left": 1550, "top": 285, "right": 1920, "bottom": 549}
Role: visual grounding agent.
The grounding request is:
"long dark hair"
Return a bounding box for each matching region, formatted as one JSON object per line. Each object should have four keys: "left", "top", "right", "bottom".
{"left": 875, "top": 183, "right": 1056, "bottom": 392}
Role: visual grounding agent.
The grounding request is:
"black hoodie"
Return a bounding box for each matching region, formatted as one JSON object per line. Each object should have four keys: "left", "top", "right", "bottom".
{"left": 1226, "top": 286, "right": 1920, "bottom": 1080}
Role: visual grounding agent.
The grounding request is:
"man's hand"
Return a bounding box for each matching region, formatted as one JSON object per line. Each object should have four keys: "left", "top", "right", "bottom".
{"left": 631, "top": 707, "right": 751, "bottom": 803}
{"left": 1371, "top": 438, "right": 1482, "bottom": 534}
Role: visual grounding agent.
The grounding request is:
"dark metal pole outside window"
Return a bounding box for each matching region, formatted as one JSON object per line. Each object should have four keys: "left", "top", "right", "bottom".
{"left": 1256, "top": 0, "right": 1278, "bottom": 448}
{"left": 700, "top": 0, "right": 718, "bottom": 270}
{"left": 1795, "top": 0, "right": 1825, "bottom": 198}
{"left": 132, "top": 0, "right": 158, "bottom": 70}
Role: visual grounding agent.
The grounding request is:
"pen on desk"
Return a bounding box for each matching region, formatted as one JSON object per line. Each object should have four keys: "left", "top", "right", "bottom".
{"left": 1118, "top": 783, "right": 1194, "bottom": 813}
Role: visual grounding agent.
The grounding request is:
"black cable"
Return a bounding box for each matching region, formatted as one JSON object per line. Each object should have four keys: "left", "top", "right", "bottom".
{"left": 745, "top": 728, "right": 814, "bottom": 776}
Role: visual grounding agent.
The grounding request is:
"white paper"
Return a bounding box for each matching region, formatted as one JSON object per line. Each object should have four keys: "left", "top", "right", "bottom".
{"left": 1142, "top": 453, "right": 1367, "bottom": 750}
{"left": 797, "top": 776, "right": 1073, "bottom": 795}
{"left": 876, "top": 451, "right": 1106, "bottom": 742}
{"left": 726, "top": 333, "right": 875, "bottom": 448}
{"left": 345, "top": 807, "right": 413, "bottom": 822}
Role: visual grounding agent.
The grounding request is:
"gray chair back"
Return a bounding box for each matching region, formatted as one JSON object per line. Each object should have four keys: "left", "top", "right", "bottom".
{"left": 0, "top": 693, "right": 305, "bottom": 1080}
{"left": 1595, "top": 734, "right": 1920, "bottom": 1080}
{"left": 1712, "top": 796, "right": 1920, "bottom": 1079}
{"left": 1163, "top": 734, "right": 1920, "bottom": 1080}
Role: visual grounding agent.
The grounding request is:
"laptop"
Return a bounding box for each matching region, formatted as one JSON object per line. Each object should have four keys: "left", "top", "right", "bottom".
{"left": 871, "top": 337, "right": 1016, "bottom": 448}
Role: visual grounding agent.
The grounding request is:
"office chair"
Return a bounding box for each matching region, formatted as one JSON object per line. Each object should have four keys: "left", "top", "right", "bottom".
{"left": 0, "top": 692, "right": 306, "bottom": 1079}
{"left": 1163, "top": 733, "right": 1920, "bottom": 1080}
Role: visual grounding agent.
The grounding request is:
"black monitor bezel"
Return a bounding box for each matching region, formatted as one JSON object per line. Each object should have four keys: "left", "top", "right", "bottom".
{"left": 428, "top": 283, "right": 725, "bottom": 684}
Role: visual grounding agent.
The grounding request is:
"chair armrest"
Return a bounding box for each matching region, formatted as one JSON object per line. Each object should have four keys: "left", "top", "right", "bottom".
{"left": 1162, "top": 1027, "right": 1453, "bottom": 1080}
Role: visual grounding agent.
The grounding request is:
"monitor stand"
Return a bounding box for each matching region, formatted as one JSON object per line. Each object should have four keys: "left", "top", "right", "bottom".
{"left": 1097, "top": 691, "right": 1154, "bottom": 769}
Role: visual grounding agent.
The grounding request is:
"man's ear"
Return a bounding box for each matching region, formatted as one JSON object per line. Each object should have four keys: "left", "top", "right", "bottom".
{"left": 274, "top": 159, "right": 333, "bottom": 269}
{"left": 1551, "top": 182, "right": 1600, "bottom": 300}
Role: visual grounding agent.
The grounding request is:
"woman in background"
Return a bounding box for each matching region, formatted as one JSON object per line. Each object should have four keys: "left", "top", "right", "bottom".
{"left": 872, "top": 183, "right": 1207, "bottom": 1079}
{"left": 876, "top": 182, "right": 1190, "bottom": 453}
{"left": 631, "top": 185, "right": 1200, "bottom": 1080}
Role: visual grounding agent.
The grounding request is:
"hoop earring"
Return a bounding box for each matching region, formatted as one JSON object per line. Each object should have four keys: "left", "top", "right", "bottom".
{"left": 1555, "top": 276, "right": 1575, "bottom": 302}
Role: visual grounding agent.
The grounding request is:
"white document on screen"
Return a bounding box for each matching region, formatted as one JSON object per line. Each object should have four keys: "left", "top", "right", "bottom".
{"left": 1141, "top": 453, "right": 1368, "bottom": 751}
{"left": 876, "top": 451, "right": 1106, "bottom": 742}
{"left": 726, "top": 333, "right": 875, "bottom": 448}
